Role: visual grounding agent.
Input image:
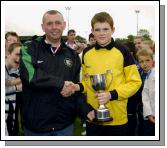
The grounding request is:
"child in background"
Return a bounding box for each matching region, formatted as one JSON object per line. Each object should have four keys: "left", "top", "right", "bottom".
{"left": 136, "top": 48, "right": 155, "bottom": 136}
{"left": 5, "top": 42, "right": 22, "bottom": 135}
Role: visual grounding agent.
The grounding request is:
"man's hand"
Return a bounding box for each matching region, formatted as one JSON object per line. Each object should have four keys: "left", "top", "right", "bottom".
{"left": 96, "top": 91, "right": 111, "bottom": 105}
{"left": 61, "top": 81, "right": 81, "bottom": 97}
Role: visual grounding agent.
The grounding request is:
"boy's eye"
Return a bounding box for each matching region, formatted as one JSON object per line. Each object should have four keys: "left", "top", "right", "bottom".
{"left": 139, "top": 60, "right": 143, "bottom": 64}
{"left": 94, "top": 28, "right": 101, "bottom": 32}
{"left": 103, "top": 28, "right": 109, "bottom": 31}
{"left": 94, "top": 28, "right": 109, "bottom": 32}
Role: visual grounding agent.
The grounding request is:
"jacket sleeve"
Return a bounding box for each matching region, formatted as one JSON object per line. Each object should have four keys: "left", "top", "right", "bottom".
{"left": 142, "top": 74, "right": 154, "bottom": 118}
{"left": 110, "top": 64, "right": 142, "bottom": 100}
{"left": 19, "top": 43, "right": 64, "bottom": 90}
{"left": 75, "top": 92, "right": 94, "bottom": 119}
{"left": 5, "top": 85, "right": 16, "bottom": 95}
{"left": 72, "top": 53, "right": 81, "bottom": 83}
{"left": 110, "top": 46, "right": 142, "bottom": 101}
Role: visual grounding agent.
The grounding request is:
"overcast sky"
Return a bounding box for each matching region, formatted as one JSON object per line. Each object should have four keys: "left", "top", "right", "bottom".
{"left": 4, "top": 1, "right": 158, "bottom": 41}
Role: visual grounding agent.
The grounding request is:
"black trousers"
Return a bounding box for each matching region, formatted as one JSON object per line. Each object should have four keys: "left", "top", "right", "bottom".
{"left": 86, "top": 122, "right": 127, "bottom": 136}
{"left": 143, "top": 120, "right": 155, "bottom": 136}
{"left": 127, "top": 114, "right": 138, "bottom": 136}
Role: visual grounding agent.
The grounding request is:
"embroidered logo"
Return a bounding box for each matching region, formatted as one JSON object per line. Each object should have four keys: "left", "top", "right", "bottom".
{"left": 37, "top": 60, "right": 44, "bottom": 64}
{"left": 64, "top": 58, "right": 73, "bottom": 68}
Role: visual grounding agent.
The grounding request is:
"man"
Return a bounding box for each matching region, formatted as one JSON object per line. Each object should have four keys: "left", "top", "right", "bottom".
{"left": 66, "top": 29, "right": 85, "bottom": 54}
{"left": 20, "top": 10, "right": 94, "bottom": 136}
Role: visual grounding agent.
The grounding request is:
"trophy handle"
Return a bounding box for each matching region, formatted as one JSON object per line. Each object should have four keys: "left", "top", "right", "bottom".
{"left": 106, "top": 69, "right": 113, "bottom": 91}
{"left": 83, "top": 73, "right": 95, "bottom": 93}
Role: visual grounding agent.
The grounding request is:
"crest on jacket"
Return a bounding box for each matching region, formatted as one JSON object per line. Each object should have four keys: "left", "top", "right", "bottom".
{"left": 64, "top": 58, "right": 73, "bottom": 68}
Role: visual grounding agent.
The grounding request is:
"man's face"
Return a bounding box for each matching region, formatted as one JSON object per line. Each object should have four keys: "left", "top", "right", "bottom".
{"left": 42, "top": 13, "right": 66, "bottom": 42}
{"left": 138, "top": 55, "right": 154, "bottom": 72}
{"left": 7, "top": 46, "right": 21, "bottom": 69}
{"left": 134, "top": 38, "right": 142, "bottom": 50}
{"left": 67, "top": 32, "right": 76, "bottom": 42}
{"left": 92, "top": 22, "right": 114, "bottom": 46}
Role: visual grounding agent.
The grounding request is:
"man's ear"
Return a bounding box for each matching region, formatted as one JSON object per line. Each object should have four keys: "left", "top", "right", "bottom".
{"left": 112, "top": 27, "right": 115, "bottom": 34}
{"left": 41, "top": 24, "right": 45, "bottom": 32}
{"left": 63, "top": 21, "right": 66, "bottom": 30}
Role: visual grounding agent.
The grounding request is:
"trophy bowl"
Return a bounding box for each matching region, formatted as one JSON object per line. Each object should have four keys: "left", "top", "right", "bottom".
{"left": 89, "top": 72, "right": 113, "bottom": 122}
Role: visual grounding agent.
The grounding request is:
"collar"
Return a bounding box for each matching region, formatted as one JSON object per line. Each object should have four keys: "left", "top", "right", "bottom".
{"left": 95, "top": 38, "right": 115, "bottom": 50}
{"left": 42, "top": 35, "right": 66, "bottom": 53}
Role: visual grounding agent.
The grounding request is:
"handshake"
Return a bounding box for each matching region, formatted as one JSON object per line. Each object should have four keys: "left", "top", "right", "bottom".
{"left": 60, "top": 81, "right": 80, "bottom": 97}
{"left": 60, "top": 81, "right": 95, "bottom": 121}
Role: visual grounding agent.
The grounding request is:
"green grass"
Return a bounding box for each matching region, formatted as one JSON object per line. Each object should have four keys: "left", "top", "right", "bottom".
{"left": 73, "top": 117, "right": 85, "bottom": 136}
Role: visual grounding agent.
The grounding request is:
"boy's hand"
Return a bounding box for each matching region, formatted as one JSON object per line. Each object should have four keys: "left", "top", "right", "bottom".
{"left": 87, "top": 110, "right": 95, "bottom": 121}
{"left": 96, "top": 91, "right": 111, "bottom": 105}
{"left": 147, "top": 115, "right": 155, "bottom": 123}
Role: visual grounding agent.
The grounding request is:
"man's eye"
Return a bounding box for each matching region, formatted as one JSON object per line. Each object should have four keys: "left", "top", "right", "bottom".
{"left": 103, "top": 28, "right": 109, "bottom": 31}
{"left": 47, "top": 22, "right": 53, "bottom": 26}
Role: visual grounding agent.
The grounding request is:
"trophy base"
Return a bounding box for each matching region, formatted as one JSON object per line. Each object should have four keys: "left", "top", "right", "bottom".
{"left": 96, "top": 117, "right": 113, "bottom": 122}
{"left": 95, "top": 108, "right": 113, "bottom": 122}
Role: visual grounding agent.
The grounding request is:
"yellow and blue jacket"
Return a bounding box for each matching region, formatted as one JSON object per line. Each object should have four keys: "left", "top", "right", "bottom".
{"left": 79, "top": 38, "right": 142, "bottom": 126}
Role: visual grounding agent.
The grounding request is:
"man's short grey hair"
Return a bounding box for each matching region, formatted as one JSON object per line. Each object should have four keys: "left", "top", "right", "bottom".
{"left": 42, "top": 10, "right": 63, "bottom": 23}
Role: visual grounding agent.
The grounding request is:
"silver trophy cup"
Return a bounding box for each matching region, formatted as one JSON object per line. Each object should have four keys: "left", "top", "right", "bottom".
{"left": 84, "top": 70, "right": 113, "bottom": 122}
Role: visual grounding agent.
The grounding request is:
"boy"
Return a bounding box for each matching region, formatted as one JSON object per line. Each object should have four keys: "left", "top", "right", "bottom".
{"left": 65, "top": 11, "right": 142, "bottom": 136}
{"left": 134, "top": 36, "right": 143, "bottom": 51}
{"left": 5, "top": 32, "right": 20, "bottom": 57}
{"left": 5, "top": 42, "right": 22, "bottom": 135}
{"left": 136, "top": 48, "right": 155, "bottom": 136}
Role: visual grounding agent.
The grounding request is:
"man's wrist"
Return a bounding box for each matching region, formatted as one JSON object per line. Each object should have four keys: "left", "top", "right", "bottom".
{"left": 74, "top": 84, "right": 80, "bottom": 91}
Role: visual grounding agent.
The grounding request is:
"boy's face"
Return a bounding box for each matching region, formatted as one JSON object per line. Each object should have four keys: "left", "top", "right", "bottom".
{"left": 92, "top": 22, "right": 114, "bottom": 46}
{"left": 134, "top": 38, "right": 142, "bottom": 50}
{"left": 7, "top": 46, "right": 21, "bottom": 69}
{"left": 5, "top": 35, "right": 18, "bottom": 55}
{"left": 138, "top": 55, "right": 154, "bottom": 72}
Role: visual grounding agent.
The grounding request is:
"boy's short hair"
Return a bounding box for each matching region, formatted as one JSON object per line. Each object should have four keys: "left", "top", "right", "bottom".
{"left": 8, "top": 42, "right": 22, "bottom": 54}
{"left": 5, "top": 31, "right": 20, "bottom": 42}
{"left": 136, "top": 48, "right": 154, "bottom": 60}
{"left": 91, "top": 12, "right": 114, "bottom": 29}
{"left": 134, "top": 36, "right": 143, "bottom": 40}
{"left": 67, "top": 29, "right": 76, "bottom": 36}
{"left": 142, "top": 39, "right": 154, "bottom": 48}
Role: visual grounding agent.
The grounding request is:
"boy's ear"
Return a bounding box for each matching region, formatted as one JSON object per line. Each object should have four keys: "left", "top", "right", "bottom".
{"left": 112, "top": 27, "right": 115, "bottom": 34}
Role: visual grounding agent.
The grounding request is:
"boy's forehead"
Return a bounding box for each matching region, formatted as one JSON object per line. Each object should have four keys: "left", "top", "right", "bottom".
{"left": 138, "top": 55, "right": 152, "bottom": 60}
{"left": 93, "top": 22, "right": 111, "bottom": 28}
